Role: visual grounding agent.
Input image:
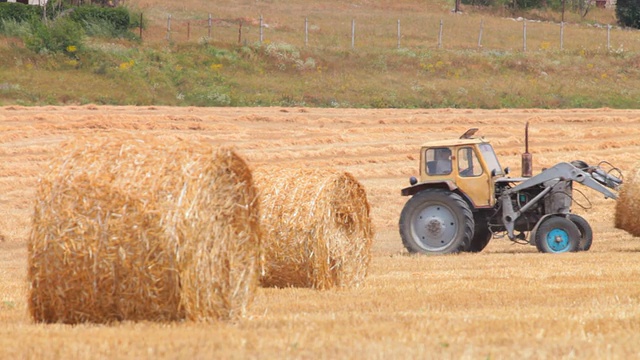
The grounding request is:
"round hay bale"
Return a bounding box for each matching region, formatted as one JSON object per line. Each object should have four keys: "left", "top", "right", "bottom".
{"left": 254, "top": 167, "right": 373, "bottom": 290}
{"left": 28, "top": 134, "right": 261, "bottom": 324}
{"left": 615, "top": 165, "right": 640, "bottom": 236}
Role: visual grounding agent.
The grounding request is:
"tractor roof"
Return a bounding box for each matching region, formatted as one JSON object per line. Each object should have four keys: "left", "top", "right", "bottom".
{"left": 420, "top": 137, "right": 488, "bottom": 148}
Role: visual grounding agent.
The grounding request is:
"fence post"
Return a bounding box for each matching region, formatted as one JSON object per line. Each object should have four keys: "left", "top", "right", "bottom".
{"left": 607, "top": 24, "right": 611, "bottom": 51}
{"left": 560, "top": 21, "right": 564, "bottom": 51}
{"left": 139, "top": 13, "right": 143, "bottom": 40}
{"left": 438, "top": 19, "right": 443, "bottom": 49}
{"left": 305, "top": 17, "right": 308, "bottom": 47}
{"left": 351, "top": 19, "right": 355, "bottom": 49}
{"left": 397, "top": 19, "right": 401, "bottom": 49}
{"left": 523, "top": 20, "right": 527, "bottom": 52}
{"left": 208, "top": 13, "right": 212, "bottom": 39}
{"left": 478, "top": 19, "right": 484, "bottom": 48}
{"left": 260, "top": 15, "right": 264, "bottom": 44}
{"left": 187, "top": 21, "right": 190, "bottom": 41}
{"left": 238, "top": 20, "right": 243, "bottom": 44}
{"left": 166, "top": 14, "right": 171, "bottom": 41}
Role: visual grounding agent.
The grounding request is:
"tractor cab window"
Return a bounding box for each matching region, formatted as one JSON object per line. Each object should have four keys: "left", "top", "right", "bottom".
{"left": 457, "top": 147, "right": 483, "bottom": 177}
{"left": 478, "top": 143, "right": 503, "bottom": 176}
{"left": 426, "top": 147, "right": 452, "bottom": 175}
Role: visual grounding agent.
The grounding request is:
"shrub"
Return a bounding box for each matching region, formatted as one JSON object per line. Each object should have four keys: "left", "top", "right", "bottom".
{"left": 462, "top": 0, "right": 557, "bottom": 9}
{"left": 461, "top": 0, "right": 497, "bottom": 5}
{"left": 0, "top": 3, "right": 41, "bottom": 23}
{"left": 185, "top": 87, "right": 232, "bottom": 106}
{"left": 24, "top": 18, "right": 85, "bottom": 55}
{"left": 617, "top": 0, "right": 640, "bottom": 28}
{"left": 263, "top": 42, "right": 316, "bottom": 72}
{"left": 81, "top": 18, "right": 136, "bottom": 40}
{"left": 69, "top": 5, "right": 134, "bottom": 34}
{"left": 0, "top": 18, "right": 32, "bottom": 37}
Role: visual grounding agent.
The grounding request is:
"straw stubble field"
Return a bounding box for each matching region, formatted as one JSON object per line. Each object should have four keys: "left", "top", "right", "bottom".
{"left": 1, "top": 106, "right": 640, "bottom": 358}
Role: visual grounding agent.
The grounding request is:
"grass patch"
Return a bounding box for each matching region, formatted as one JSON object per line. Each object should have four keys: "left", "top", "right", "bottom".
{"left": 0, "top": 1, "right": 638, "bottom": 107}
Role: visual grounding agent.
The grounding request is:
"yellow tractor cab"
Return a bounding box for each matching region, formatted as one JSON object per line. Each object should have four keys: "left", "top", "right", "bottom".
{"left": 401, "top": 129, "right": 506, "bottom": 209}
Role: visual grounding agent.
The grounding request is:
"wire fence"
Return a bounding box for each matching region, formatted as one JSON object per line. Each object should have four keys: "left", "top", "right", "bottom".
{"left": 144, "top": 13, "right": 639, "bottom": 54}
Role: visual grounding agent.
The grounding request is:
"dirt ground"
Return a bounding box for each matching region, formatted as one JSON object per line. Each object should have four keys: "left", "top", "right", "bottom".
{"left": 1, "top": 106, "right": 640, "bottom": 358}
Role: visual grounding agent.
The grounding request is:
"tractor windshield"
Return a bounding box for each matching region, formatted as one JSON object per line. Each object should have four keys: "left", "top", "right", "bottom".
{"left": 479, "top": 143, "right": 503, "bottom": 176}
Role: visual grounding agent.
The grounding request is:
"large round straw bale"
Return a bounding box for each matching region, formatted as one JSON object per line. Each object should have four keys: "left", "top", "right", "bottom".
{"left": 615, "top": 165, "right": 640, "bottom": 236}
{"left": 28, "top": 134, "right": 260, "bottom": 324}
{"left": 254, "top": 167, "right": 373, "bottom": 290}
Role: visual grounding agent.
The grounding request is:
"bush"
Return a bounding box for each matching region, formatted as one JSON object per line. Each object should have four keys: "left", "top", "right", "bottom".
{"left": 0, "top": 3, "right": 41, "bottom": 23}
{"left": 69, "top": 5, "right": 134, "bottom": 34}
{"left": 461, "top": 0, "right": 496, "bottom": 5}
{"left": 617, "top": 0, "right": 640, "bottom": 28}
{"left": 0, "top": 18, "right": 32, "bottom": 38}
{"left": 461, "top": 0, "right": 556, "bottom": 9}
{"left": 24, "top": 18, "right": 85, "bottom": 55}
{"left": 81, "top": 18, "right": 136, "bottom": 40}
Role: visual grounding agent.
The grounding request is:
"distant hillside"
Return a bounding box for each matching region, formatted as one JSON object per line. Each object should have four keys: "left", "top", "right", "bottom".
{"left": 1, "top": 0, "right": 639, "bottom": 108}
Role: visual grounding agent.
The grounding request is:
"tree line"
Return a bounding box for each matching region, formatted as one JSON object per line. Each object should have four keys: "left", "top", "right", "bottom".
{"left": 462, "top": 0, "right": 640, "bottom": 29}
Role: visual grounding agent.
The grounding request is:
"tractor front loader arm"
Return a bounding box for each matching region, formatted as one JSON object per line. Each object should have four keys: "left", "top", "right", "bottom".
{"left": 499, "top": 162, "right": 619, "bottom": 240}
{"left": 508, "top": 162, "right": 618, "bottom": 199}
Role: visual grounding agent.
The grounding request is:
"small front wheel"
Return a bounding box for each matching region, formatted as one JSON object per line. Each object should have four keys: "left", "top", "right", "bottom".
{"left": 568, "top": 214, "right": 593, "bottom": 251}
{"left": 535, "top": 216, "right": 580, "bottom": 253}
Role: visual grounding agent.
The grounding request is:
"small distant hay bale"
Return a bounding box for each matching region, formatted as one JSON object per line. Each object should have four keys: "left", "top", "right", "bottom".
{"left": 615, "top": 165, "right": 640, "bottom": 236}
{"left": 254, "top": 167, "right": 373, "bottom": 290}
{"left": 28, "top": 134, "right": 260, "bottom": 324}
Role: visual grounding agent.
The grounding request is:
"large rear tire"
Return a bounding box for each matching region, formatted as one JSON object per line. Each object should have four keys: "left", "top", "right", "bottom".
{"left": 534, "top": 216, "right": 580, "bottom": 253}
{"left": 568, "top": 214, "right": 593, "bottom": 251}
{"left": 467, "top": 225, "right": 492, "bottom": 253}
{"left": 399, "top": 189, "right": 474, "bottom": 254}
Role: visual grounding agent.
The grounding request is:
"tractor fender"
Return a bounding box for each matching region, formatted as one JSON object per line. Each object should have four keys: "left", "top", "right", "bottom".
{"left": 401, "top": 181, "right": 478, "bottom": 211}
{"left": 528, "top": 213, "right": 570, "bottom": 246}
{"left": 401, "top": 181, "right": 457, "bottom": 196}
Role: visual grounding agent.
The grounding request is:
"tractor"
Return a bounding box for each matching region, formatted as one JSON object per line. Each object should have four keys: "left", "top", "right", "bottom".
{"left": 399, "top": 124, "right": 623, "bottom": 254}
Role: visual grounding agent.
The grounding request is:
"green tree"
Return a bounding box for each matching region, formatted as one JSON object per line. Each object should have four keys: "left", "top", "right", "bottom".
{"left": 617, "top": 0, "right": 640, "bottom": 28}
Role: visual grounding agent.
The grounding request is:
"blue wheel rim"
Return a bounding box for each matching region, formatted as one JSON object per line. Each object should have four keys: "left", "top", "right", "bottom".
{"left": 546, "top": 228, "right": 570, "bottom": 252}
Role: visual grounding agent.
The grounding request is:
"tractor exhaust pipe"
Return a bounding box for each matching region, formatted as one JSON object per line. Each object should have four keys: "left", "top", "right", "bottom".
{"left": 521, "top": 121, "right": 533, "bottom": 177}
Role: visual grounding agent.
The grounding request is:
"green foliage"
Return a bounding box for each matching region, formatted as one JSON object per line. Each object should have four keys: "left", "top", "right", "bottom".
{"left": 81, "top": 18, "right": 119, "bottom": 38}
{"left": 514, "top": 0, "right": 548, "bottom": 9}
{"left": 617, "top": 0, "right": 640, "bottom": 28}
{"left": 0, "top": 18, "right": 32, "bottom": 37}
{"left": 462, "top": 0, "right": 563, "bottom": 10}
{"left": 461, "top": 0, "right": 495, "bottom": 6}
{"left": 0, "top": 3, "right": 41, "bottom": 23}
{"left": 24, "top": 18, "right": 85, "bottom": 55}
{"left": 69, "top": 5, "right": 135, "bottom": 36}
{"left": 261, "top": 42, "right": 316, "bottom": 72}
{"left": 81, "top": 18, "right": 136, "bottom": 40}
{"left": 184, "top": 87, "right": 232, "bottom": 106}
{"left": 0, "top": 2, "right": 139, "bottom": 41}
{"left": 4, "top": 14, "right": 640, "bottom": 108}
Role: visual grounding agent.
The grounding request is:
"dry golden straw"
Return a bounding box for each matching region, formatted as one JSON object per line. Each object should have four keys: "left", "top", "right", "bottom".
{"left": 28, "top": 134, "right": 261, "bottom": 324}
{"left": 615, "top": 165, "right": 640, "bottom": 237}
{"left": 254, "top": 167, "right": 373, "bottom": 290}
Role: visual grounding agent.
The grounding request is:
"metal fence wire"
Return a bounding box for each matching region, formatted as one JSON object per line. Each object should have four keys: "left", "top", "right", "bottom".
{"left": 149, "top": 13, "right": 633, "bottom": 53}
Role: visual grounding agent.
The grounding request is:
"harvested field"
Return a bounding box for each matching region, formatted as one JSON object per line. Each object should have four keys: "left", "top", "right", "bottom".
{"left": 1, "top": 106, "right": 640, "bottom": 358}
